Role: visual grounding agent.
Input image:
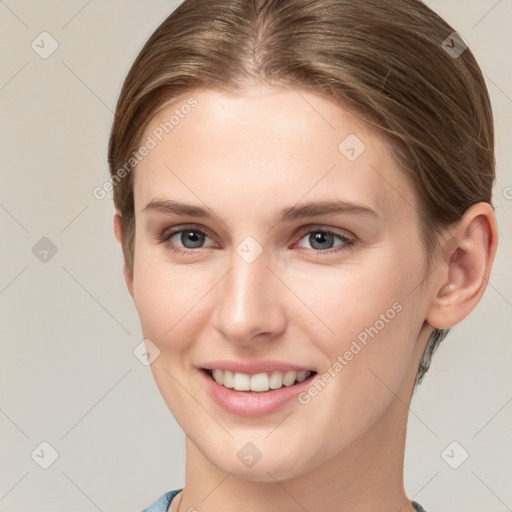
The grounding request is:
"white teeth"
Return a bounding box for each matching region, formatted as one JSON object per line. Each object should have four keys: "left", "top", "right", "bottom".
{"left": 282, "top": 371, "right": 297, "bottom": 386}
{"left": 209, "top": 369, "right": 313, "bottom": 392}
{"left": 296, "top": 370, "right": 308, "bottom": 382}
{"left": 269, "top": 371, "right": 283, "bottom": 389}
{"left": 212, "top": 369, "right": 224, "bottom": 385}
{"left": 223, "top": 370, "right": 234, "bottom": 388}
{"left": 233, "top": 372, "right": 250, "bottom": 391}
{"left": 250, "top": 372, "right": 269, "bottom": 392}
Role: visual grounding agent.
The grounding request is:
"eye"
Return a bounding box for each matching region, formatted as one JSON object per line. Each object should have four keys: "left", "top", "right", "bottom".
{"left": 157, "top": 224, "right": 214, "bottom": 255}
{"left": 295, "top": 227, "right": 355, "bottom": 255}
{"left": 157, "top": 224, "right": 355, "bottom": 256}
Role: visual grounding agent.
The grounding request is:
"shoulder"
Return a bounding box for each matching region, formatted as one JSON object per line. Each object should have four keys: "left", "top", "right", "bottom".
{"left": 140, "top": 489, "right": 183, "bottom": 512}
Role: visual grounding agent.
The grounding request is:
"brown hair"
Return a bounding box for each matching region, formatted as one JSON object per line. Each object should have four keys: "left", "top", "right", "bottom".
{"left": 107, "top": 0, "right": 495, "bottom": 387}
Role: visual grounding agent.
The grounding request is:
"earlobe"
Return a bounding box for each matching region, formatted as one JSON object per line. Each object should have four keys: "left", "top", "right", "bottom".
{"left": 426, "top": 202, "right": 498, "bottom": 330}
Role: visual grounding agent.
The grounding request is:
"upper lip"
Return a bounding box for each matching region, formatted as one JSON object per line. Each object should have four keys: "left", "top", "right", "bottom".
{"left": 201, "top": 359, "right": 315, "bottom": 376}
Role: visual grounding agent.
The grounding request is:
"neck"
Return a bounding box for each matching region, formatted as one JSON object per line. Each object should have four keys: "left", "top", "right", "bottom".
{"left": 177, "top": 397, "right": 416, "bottom": 512}
{"left": 174, "top": 325, "right": 431, "bottom": 512}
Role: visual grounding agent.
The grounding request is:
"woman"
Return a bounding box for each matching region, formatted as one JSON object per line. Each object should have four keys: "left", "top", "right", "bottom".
{"left": 107, "top": 1, "right": 499, "bottom": 511}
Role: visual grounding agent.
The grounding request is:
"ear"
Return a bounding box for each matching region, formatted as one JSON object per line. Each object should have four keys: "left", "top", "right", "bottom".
{"left": 113, "top": 212, "right": 134, "bottom": 299}
{"left": 426, "top": 202, "right": 498, "bottom": 329}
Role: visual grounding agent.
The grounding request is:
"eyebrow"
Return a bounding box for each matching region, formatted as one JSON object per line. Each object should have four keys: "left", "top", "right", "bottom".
{"left": 142, "top": 198, "right": 382, "bottom": 221}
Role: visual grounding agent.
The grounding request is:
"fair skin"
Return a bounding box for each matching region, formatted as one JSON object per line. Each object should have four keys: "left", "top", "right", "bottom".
{"left": 113, "top": 85, "right": 497, "bottom": 512}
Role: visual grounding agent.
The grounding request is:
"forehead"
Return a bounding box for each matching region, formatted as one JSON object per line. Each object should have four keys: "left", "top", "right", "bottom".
{"left": 134, "top": 86, "right": 418, "bottom": 225}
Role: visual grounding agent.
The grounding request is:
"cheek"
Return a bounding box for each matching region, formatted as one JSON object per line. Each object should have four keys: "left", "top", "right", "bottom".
{"left": 309, "top": 242, "right": 426, "bottom": 388}
{"left": 131, "top": 258, "right": 207, "bottom": 418}
{"left": 312, "top": 249, "right": 420, "bottom": 337}
{"left": 292, "top": 266, "right": 422, "bottom": 458}
{"left": 131, "top": 252, "right": 213, "bottom": 358}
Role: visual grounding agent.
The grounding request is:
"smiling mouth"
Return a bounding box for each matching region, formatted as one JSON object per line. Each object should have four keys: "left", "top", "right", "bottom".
{"left": 202, "top": 368, "right": 317, "bottom": 393}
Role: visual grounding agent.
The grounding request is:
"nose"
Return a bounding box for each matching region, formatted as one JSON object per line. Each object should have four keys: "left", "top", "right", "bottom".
{"left": 212, "top": 246, "right": 287, "bottom": 346}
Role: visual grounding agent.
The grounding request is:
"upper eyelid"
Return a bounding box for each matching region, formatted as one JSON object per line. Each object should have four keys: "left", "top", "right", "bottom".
{"left": 161, "top": 223, "right": 215, "bottom": 241}
{"left": 160, "top": 223, "right": 355, "bottom": 244}
{"left": 295, "top": 224, "right": 354, "bottom": 240}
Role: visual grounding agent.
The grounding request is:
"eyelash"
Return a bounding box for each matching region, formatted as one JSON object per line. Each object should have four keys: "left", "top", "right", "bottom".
{"left": 157, "top": 224, "right": 356, "bottom": 257}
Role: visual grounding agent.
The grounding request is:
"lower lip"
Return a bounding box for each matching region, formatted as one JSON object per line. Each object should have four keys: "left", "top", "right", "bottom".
{"left": 199, "top": 370, "right": 316, "bottom": 417}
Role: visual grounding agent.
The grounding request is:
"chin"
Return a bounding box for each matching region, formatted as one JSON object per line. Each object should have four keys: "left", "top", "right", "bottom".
{"left": 203, "top": 442, "right": 314, "bottom": 483}
{"left": 223, "top": 461, "right": 305, "bottom": 483}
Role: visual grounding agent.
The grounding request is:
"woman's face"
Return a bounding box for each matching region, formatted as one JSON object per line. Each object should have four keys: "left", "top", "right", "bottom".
{"left": 122, "top": 85, "right": 437, "bottom": 480}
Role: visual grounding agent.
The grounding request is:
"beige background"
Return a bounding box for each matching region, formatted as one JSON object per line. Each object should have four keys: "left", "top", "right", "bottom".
{"left": 0, "top": 1, "right": 511, "bottom": 511}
